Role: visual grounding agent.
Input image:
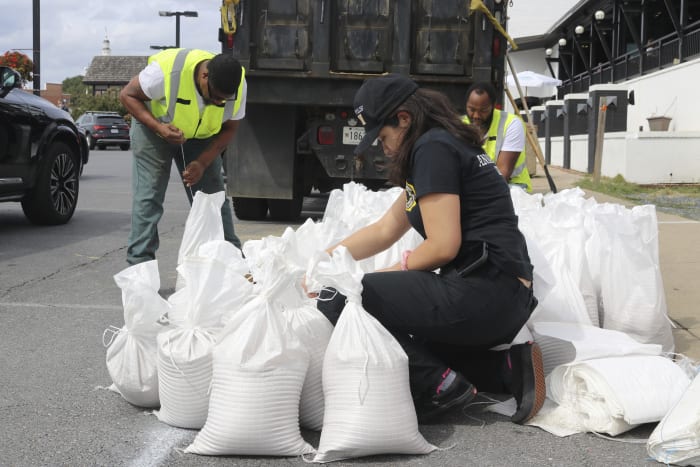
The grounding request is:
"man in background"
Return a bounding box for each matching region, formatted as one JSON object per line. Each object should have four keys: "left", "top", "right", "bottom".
{"left": 463, "top": 82, "right": 532, "bottom": 192}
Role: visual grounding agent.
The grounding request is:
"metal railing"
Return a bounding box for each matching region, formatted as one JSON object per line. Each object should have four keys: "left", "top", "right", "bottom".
{"left": 559, "top": 21, "right": 700, "bottom": 94}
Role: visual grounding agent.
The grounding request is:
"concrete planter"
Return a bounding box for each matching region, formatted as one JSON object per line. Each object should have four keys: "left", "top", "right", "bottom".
{"left": 647, "top": 116, "right": 672, "bottom": 131}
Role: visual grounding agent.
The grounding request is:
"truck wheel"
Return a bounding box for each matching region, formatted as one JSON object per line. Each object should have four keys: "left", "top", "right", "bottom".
{"left": 268, "top": 197, "right": 303, "bottom": 222}
{"left": 233, "top": 197, "right": 268, "bottom": 220}
{"left": 21, "top": 141, "right": 79, "bottom": 225}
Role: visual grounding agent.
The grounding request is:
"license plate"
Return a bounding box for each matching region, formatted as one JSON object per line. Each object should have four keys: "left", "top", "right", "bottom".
{"left": 342, "top": 126, "right": 365, "bottom": 145}
{"left": 110, "top": 129, "right": 119, "bottom": 134}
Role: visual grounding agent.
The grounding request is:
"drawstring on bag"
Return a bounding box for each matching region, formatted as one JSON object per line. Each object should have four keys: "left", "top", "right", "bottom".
{"left": 102, "top": 325, "right": 123, "bottom": 347}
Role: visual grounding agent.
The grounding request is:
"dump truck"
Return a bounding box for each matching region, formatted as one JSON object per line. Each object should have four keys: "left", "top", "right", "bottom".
{"left": 220, "top": 0, "right": 508, "bottom": 220}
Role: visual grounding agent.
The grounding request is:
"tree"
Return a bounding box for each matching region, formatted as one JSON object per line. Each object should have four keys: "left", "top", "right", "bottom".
{"left": 0, "top": 51, "right": 33, "bottom": 84}
{"left": 66, "top": 81, "right": 127, "bottom": 120}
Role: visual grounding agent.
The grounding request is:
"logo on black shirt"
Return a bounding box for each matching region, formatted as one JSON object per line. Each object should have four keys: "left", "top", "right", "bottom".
{"left": 476, "top": 153, "right": 492, "bottom": 167}
{"left": 405, "top": 182, "right": 417, "bottom": 211}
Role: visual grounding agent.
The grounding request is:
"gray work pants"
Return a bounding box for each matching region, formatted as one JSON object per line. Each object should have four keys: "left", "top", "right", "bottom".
{"left": 126, "top": 120, "right": 240, "bottom": 265}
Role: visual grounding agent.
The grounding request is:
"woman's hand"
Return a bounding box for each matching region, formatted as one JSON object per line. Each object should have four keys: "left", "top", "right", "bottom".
{"left": 301, "top": 274, "right": 319, "bottom": 299}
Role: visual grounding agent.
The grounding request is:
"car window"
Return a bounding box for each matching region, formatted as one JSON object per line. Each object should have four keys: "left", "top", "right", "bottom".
{"left": 96, "top": 116, "right": 126, "bottom": 125}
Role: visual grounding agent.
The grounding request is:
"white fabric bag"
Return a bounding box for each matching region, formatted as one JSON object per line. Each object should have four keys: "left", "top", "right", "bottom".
{"left": 175, "top": 190, "right": 226, "bottom": 291}
{"left": 186, "top": 256, "right": 314, "bottom": 456}
{"left": 542, "top": 355, "right": 690, "bottom": 436}
{"left": 530, "top": 321, "right": 663, "bottom": 376}
{"left": 285, "top": 301, "right": 334, "bottom": 431}
{"left": 306, "top": 248, "right": 436, "bottom": 463}
{"left": 647, "top": 370, "right": 700, "bottom": 466}
{"left": 595, "top": 204, "right": 674, "bottom": 352}
{"left": 157, "top": 255, "right": 252, "bottom": 429}
{"left": 105, "top": 260, "right": 171, "bottom": 407}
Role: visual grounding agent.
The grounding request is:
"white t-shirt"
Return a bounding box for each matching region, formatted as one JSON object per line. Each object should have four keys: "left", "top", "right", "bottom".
{"left": 499, "top": 113, "right": 525, "bottom": 153}
{"left": 139, "top": 61, "right": 247, "bottom": 120}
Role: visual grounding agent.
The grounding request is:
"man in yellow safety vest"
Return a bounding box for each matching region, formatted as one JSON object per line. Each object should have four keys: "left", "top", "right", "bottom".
{"left": 463, "top": 82, "right": 532, "bottom": 192}
{"left": 120, "top": 49, "right": 247, "bottom": 265}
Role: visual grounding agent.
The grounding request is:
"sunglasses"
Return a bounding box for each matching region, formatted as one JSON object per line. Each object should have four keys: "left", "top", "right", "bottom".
{"left": 206, "top": 77, "right": 235, "bottom": 108}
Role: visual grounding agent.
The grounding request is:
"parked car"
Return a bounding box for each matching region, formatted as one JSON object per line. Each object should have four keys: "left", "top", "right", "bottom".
{"left": 75, "top": 111, "right": 130, "bottom": 150}
{"left": 0, "top": 66, "right": 87, "bottom": 224}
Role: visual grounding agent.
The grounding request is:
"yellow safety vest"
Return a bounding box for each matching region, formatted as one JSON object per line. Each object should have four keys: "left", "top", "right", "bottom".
{"left": 147, "top": 48, "right": 245, "bottom": 139}
{"left": 463, "top": 109, "right": 532, "bottom": 192}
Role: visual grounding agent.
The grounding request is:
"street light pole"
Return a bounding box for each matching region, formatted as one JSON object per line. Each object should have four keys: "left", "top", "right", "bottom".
{"left": 158, "top": 11, "right": 198, "bottom": 48}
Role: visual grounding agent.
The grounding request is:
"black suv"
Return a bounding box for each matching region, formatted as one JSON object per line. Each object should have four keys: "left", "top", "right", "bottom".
{"left": 76, "top": 111, "right": 130, "bottom": 150}
{"left": 0, "top": 66, "right": 87, "bottom": 224}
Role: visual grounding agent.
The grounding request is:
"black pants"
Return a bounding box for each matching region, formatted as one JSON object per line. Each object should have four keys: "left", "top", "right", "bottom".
{"left": 317, "top": 261, "right": 536, "bottom": 398}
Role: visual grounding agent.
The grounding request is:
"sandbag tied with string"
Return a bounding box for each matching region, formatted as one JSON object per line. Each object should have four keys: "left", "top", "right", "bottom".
{"left": 186, "top": 254, "right": 314, "bottom": 457}
{"left": 305, "top": 247, "right": 436, "bottom": 463}
{"left": 156, "top": 254, "right": 253, "bottom": 429}
{"left": 105, "top": 259, "right": 171, "bottom": 408}
{"left": 174, "top": 190, "right": 226, "bottom": 291}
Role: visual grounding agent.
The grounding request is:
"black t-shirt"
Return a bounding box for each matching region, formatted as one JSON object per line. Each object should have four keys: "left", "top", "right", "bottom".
{"left": 405, "top": 127, "right": 533, "bottom": 281}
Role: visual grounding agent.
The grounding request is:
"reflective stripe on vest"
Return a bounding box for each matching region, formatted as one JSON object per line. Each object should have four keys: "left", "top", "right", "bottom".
{"left": 147, "top": 48, "right": 244, "bottom": 139}
{"left": 463, "top": 109, "right": 532, "bottom": 192}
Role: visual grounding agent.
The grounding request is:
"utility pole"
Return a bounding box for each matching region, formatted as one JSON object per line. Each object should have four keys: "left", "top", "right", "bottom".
{"left": 32, "top": 0, "right": 40, "bottom": 95}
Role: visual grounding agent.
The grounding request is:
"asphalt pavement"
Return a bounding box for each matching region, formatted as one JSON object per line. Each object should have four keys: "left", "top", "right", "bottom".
{"left": 0, "top": 151, "right": 697, "bottom": 466}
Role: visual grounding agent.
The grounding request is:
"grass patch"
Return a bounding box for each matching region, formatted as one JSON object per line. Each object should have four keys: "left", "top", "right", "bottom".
{"left": 578, "top": 174, "right": 700, "bottom": 200}
{"left": 578, "top": 174, "right": 700, "bottom": 220}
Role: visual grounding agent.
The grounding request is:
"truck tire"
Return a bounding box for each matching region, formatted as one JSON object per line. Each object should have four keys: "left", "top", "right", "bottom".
{"left": 233, "top": 197, "right": 268, "bottom": 220}
{"left": 21, "top": 141, "right": 79, "bottom": 225}
{"left": 268, "top": 197, "right": 303, "bottom": 222}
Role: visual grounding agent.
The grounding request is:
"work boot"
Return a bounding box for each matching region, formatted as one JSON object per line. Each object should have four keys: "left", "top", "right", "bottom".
{"left": 508, "top": 341, "right": 546, "bottom": 424}
{"left": 415, "top": 369, "right": 477, "bottom": 423}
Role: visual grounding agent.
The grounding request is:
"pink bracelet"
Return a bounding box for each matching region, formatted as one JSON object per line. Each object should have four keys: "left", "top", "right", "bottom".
{"left": 401, "top": 250, "right": 412, "bottom": 271}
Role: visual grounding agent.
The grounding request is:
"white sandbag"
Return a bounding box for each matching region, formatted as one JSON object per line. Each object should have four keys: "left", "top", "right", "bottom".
{"left": 516, "top": 190, "right": 598, "bottom": 326}
{"left": 530, "top": 321, "right": 662, "bottom": 376}
{"left": 175, "top": 191, "right": 226, "bottom": 291}
{"left": 156, "top": 327, "right": 216, "bottom": 429}
{"left": 157, "top": 256, "right": 252, "bottom": 429}
{"left": 285, "top": 301, "right": 334, "bottom": 431}
{"left": 647, "top": 371, "right": 700, "bottom": 466}
{"left": 546, "top": 355, "right": 690, "bottom": 436}
{"left": 595, "top": 203, "right": 674, "bottom": 352}
{"left": 306, "top": 248, "right": 436, "bottom": 463}
{"left": 105, "top": 260, "right": 171, "bottom": 407}
{"left": 186, "top": 256, "right": 314, "bottom": 456}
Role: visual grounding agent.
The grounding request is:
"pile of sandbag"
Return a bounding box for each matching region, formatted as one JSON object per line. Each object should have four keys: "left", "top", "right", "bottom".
{"left": 103, "top": 185, "right": 697, "bottom": 463}
{"left": 507, "top": 187, "right": 699, "bottom": 456}
{"left": 104, "top": 188, "right": 433, "bottom": 462}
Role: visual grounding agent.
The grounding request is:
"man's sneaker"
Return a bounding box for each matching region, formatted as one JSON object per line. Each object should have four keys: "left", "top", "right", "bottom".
{"left": 509, "top": 342, "right": 546, "bottom": 424}
{"left": 415, "top": 369, "right": 477, "bottom": 423}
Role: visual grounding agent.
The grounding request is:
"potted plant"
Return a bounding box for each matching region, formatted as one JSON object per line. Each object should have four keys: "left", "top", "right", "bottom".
{"left": 646, "top": 99, "right": 675, "bottom": 131}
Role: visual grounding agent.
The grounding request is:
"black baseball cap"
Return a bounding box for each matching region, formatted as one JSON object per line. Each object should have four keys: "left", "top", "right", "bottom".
{"left": 352, "top": 74, "right": 418, "bottom": 155}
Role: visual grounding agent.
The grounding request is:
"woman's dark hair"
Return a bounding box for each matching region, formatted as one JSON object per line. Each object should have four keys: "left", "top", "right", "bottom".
{"left": 386, "top": 88, "right": 482, "bottom": 185}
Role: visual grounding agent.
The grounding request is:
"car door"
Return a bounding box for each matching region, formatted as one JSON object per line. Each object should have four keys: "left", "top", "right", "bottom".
{"left": 0, "top": 88, "right": 41, "bottom": 193}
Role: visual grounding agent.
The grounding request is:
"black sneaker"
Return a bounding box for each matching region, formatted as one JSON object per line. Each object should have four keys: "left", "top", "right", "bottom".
{"left": 415, "top": 370, "right": 477, "bottom": 423}
{"left": 509, "top": 342, "right": 546, "bottom": 424}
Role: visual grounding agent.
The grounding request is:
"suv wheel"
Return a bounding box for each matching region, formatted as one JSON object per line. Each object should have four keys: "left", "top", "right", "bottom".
{"left": 120, "top": 143, "right": 130, "bottom": 151}
{"left": 86, "top": 133, "right": 95, "bottom": 150}
{"left": 21, "top": 142, "right": 79, "bottom": 225}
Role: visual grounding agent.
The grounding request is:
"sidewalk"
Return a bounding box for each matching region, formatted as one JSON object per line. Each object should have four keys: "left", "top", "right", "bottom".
{"left": 529, "top": 166, "right": 700, "bottom": 361}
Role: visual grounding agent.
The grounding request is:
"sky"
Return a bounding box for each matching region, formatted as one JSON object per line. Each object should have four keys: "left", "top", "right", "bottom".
{"left": 1, "top": 0, "right": 577, "bottom": 90}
